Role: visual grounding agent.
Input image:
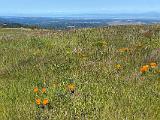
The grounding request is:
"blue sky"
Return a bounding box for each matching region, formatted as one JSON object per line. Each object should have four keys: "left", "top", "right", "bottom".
{"left": 0, "top": 0, "right": 160, "bottom": 16}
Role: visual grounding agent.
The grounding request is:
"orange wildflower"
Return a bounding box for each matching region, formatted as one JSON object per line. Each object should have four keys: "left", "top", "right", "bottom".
{"left": 150, "top": 62, "right": 157, "bottom": 68}
{"left": 43, "top": 99, "right": 49, "bottom": 105}
{"left": 36, "top": 99, "right": 41, "bottom": 105}
{"left": 140, "top": 65, "right": 149, "bottom": 73}
{"left": 118, "top": 48, "right": 129, "bottom": 52}
{"left": 34, "top": 87, "right": 38, "bottom": 93}
{"left": 42, "top": 88, "right": 46, "bottom": 93}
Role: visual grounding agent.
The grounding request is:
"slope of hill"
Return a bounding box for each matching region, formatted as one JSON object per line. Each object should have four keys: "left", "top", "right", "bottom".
{"left": 0, "top": 25, "right": 160, "bottom": 120}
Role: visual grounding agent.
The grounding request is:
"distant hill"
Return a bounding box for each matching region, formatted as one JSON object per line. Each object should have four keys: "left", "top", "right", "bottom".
{"left": 1, "top": 13, "right": 160, "bottom": 29}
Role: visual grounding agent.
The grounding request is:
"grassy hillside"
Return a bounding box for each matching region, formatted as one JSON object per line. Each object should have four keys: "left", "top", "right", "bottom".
{"left": 0, "top": 25, "right": 160, "bottom": 120}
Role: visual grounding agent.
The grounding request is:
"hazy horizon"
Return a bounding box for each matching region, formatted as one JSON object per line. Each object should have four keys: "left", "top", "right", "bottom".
{"left": 0, "top": 0, "right": 160, "bottom": 17}
{"left": 1, "top": 12, "right": 160, "bottom": 18}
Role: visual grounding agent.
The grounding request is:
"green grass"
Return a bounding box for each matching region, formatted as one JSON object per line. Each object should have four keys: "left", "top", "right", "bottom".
{"left": 0, "top": 25, "right": 160, "bottom": 120}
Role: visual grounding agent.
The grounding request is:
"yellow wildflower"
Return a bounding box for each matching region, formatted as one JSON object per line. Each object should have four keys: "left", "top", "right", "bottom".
{"left": 115, "top": 64, "right": 121, "bottom": 70}
{"left": 67, "top": 83, "right": 75, "bottom": 93}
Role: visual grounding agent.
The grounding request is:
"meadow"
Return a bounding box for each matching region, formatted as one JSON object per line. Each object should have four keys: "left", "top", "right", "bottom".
{"left": 0, "top": 25, "right": 160, "bottom": 120}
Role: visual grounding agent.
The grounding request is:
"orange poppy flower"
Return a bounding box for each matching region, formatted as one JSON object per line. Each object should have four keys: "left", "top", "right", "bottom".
{"left": 43, "top": 99, "right": 49, "bottom": 105}
{"left": 34, "top": 87, "right": 38, "bottom": 93}
{"left": 42, "top": 88, "right": 46, "bottom": 93}
{"left": 140, "top": 65, "right": 149, "bottom": 73}
{"left": 150, "top": 62, "right": 157, "bottom": 68}
{"left": 118, "top": 48, "right": 129, "bottom": 52}
{"left": 36, "top": 99, "right": 41, "bottom": 105}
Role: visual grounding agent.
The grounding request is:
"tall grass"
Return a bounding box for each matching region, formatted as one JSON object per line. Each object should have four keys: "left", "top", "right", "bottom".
{"left": 0, "top": 25, "right": 160, "bottom": 120}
